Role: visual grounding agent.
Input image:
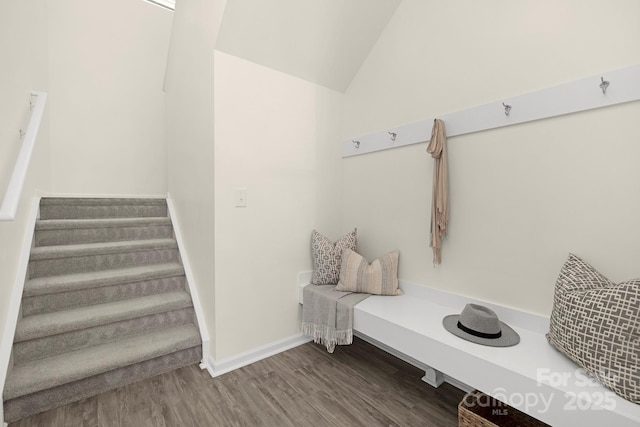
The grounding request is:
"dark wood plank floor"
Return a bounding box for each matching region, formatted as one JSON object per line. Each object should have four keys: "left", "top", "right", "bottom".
{"left": 10, "top": 337, "right": 464, "bottom": 426}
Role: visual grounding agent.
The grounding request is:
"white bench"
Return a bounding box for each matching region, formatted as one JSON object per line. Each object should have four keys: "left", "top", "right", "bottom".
{"left": 298, "top": 276, "right": 640, "bottom": 427}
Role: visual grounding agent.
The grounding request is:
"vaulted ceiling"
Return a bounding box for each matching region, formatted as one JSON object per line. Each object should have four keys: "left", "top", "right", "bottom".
{"left": 215, "top": 0, "right": 401, "bottom": 92}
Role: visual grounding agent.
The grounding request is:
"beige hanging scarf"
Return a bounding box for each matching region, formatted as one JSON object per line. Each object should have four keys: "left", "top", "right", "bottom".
{"left": 426, "top": 119, "right": 448, "bottom": 264}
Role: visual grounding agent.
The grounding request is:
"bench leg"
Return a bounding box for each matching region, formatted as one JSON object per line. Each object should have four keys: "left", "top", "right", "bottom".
{"left": 421, "top": 367, "right": 444, "bottom": 388}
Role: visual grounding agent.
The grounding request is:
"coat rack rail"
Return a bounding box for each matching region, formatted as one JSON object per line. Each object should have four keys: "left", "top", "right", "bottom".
{"left": 342, "top": 64, "right": 640, "bottom": 158}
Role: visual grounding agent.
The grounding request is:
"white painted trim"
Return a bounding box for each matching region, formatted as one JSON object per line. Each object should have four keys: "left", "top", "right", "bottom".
{"left": 0, "top": 92, "right": 47, "bottom": 220}
{"left": 342, "top": 64, "right": 640, "bottom": 157}
{"left": 0, "top": 197, "right": 40, "bottom": 425}
{"left": 207, "top": 333, "right": 312, "bottom": 378}
{"left": 40, "top": 192, "right": 168, "bottom": 199}
{"left": 165, "top": 196, "right": 211, "bottom": 370}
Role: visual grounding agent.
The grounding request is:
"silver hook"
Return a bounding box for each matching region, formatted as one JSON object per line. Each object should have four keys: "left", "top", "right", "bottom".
{"left": 29, "top": 94, "right": 37, "bottom": 110}
{"left": 599, "top": 77, "right": 610, "bottom": 94}
{"left": 388, "top": 131, "right": 397, "bottom": 141}
{"left": 352, "top": 140, "right": 360, "bottom": 148}
{"left": 19, "top": 129, "right": 26, "bottom": 139}
{"left": 502, "top": 102, "right": 512, "bottom": 117}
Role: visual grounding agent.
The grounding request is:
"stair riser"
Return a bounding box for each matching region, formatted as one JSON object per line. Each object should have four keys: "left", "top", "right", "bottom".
{"left": 22, "top": 276, "right": 187, "bottom": 316}
{"left": 35, "top": 224, "right": 173, "bottom": 246}
{"left": 7, "top": 325, "right": 201, "bottom": 400}
{"left": 3, "top": 346, "right": 202, "bottom": 423}
{"left": 4, "top": 197, "right": 203, "bottom": 422}
{"left": 14, "top": 308, "right": 197, "bottom": 365}
{"left": 40, "top": 204, "right": 167, "bottom": 220}
{"left": 15, "top": 294, "right": 193, "bottom": 342}
{"left": 29, "top": 249, "right": 180, "bottom": 278}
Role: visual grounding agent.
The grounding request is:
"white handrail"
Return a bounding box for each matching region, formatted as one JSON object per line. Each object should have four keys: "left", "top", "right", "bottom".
{"left": 0, "top": 91, "right": 48, "bottom": 221}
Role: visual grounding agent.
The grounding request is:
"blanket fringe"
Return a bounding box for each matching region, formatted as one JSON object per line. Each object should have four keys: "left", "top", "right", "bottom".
{"left": 302, "top": 322, "right": 353, "bottom": 353}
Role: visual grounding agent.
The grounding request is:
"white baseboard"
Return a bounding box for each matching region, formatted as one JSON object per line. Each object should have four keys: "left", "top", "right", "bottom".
{"left": 0, "top": 197, "right": 40, "bottom": 427}
{"left": 204, "top": 333, "right": 312, "bottom": 378}
{"left": 165, "top": 196, "right": 212, "bottom": 368}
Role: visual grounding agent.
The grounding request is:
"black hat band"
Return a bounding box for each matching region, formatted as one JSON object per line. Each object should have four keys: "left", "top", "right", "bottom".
{"left": 457, "top": 321, "right": 502, "bottom": 339}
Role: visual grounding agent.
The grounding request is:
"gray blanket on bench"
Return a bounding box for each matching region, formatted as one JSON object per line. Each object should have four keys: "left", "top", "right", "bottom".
{"left": 302, "top": 284, "right": 370, "bottom": 353}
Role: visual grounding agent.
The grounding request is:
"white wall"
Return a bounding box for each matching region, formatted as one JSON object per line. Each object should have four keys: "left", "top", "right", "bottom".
{"left": 341, "top": 0, "right": 640, "bottom": 315}
{"left": 164, "top": 0, "right": 226, "bottom": 359}
{"left": 213, "top": 51, "right": 343, "bottom": 359}
{"left": 0, "top": 0, "right": 49, "bottom": 198}
{"left": 0, "top": 0, "right": 51, "bottom": 417}
{"left": 46, "top": 0, "right": 173, "bottom": 195}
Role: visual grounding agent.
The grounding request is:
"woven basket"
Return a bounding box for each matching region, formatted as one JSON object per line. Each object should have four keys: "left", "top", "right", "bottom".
{"left": 458, "top": 390, "right": 550, "bottom": 427}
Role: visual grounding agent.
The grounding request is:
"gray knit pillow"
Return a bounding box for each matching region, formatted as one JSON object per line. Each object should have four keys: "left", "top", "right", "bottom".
{"left": 310, "top": 229, "right": 357, "bottom": 285}
{"left": 547, "top": 254, "right": 640, "bottom": 403}
{"left": 336, "top": 248, "right": 401, "bottom": 296}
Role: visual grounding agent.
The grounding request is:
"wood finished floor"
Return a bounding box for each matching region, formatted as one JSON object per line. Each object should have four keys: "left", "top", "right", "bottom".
{"left": 9, "top": 337, "right": 464, "bottom": 426}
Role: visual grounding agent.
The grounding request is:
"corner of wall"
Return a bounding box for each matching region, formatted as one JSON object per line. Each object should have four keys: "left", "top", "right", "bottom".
{"left": 166, "top": 195, "right": 213, "bottom": 365}
{"left": 205, "top": 333, "right": 311, "bottom": 378}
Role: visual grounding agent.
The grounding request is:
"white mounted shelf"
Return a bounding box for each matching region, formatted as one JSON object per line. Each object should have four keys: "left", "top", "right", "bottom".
{"left": 342, "top": 64, "right": 640, "bottom": 158}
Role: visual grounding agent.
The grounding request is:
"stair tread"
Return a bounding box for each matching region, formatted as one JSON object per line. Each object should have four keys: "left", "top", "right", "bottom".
{"left": 30, "top": 238, "right": 177, "bottom": 260}
{"left": 4, "top": 324, "right": 200, "bottom": 400}
{"left": 24, "top": 263, "right": 185, "bottom": 297}
{"left": 5, "top": 197, "right": 202, "bottom": 414}
{"left": 40, "top": 198, "right": 166, "bottom": 206}
{"left": 15, "top": 291, "right": 193, "bottom": 342}
{"left": 35, "top": 217, "right": 171, "bottom": 230}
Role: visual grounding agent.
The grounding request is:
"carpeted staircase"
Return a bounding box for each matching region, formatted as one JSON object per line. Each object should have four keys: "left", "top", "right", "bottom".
{"left": 3, "top": 197, "right": 202, "bottom": 422}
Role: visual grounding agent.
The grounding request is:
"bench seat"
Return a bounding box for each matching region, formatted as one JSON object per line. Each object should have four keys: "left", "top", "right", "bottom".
{"left": 299, "top": 279, "right": 640, "bottom": 427}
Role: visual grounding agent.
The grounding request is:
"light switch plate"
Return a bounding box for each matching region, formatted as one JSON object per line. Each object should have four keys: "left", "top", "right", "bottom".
{"left": 234, "top": 188, "right": 247, "bottom": 207}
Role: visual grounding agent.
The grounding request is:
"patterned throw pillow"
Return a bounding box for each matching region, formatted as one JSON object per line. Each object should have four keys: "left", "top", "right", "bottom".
{"left": 547, "top": 253, "right": 640, "bottom": 403}
{"left": 335, "top": 248, "right": 402, "bottom": 296}
{"left": 311, "top": 229, "right": 357, "bottom": 285}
